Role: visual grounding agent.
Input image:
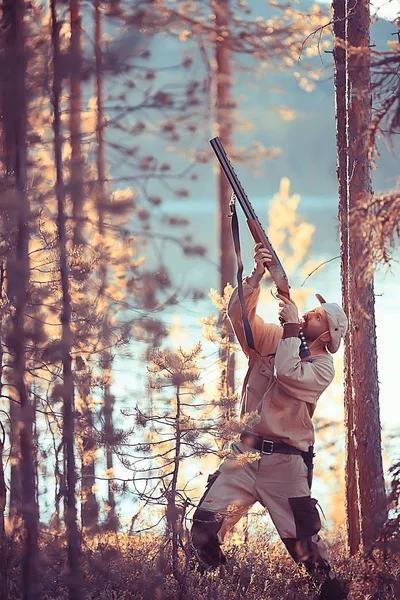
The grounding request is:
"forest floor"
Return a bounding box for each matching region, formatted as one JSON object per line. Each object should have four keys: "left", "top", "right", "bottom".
{"left": 4, "top": 526, "right": 400, "bottom": 600}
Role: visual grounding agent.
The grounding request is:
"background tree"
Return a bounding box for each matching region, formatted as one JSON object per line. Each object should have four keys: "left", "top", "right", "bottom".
{"left": 213, "top": 0, "right": 236, "bottom": 397}
{"left": 1, "top": 0, "right": 41, "bottom": 597}
{"left": 51, "top": 0, "right": 83, "bottom": 595}
{"left": 332, "top": 0, "right": 360, "bottom": 554}
{"left": 346, "top": 0, "right": 387, "bottom": 552}
{"left": 332, "top": 0, "right": 388, "bottom": 554}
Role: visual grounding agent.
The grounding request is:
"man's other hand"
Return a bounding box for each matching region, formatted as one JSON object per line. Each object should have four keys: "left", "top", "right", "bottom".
{"left": 253, "top": 243, "right": 273, "bottom": 275}
{"left": 276, "top": 293, "right": 299, "bottom": 324}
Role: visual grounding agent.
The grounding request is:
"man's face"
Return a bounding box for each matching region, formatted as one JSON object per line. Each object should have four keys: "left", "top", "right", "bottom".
{"left": 300, "top": 306, "right": 330, "bottom": 341}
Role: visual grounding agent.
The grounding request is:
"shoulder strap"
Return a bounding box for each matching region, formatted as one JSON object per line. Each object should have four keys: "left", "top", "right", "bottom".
{"left": 229, "top": 198, "right": 275, "bottom": 359}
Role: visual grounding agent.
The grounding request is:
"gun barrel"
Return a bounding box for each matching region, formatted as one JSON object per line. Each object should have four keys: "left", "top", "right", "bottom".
{"left": 209, "top": 136, "right": 289, "bottom": 293}
{"left": 210, "top": 137, "right": 254, "bottom": 220}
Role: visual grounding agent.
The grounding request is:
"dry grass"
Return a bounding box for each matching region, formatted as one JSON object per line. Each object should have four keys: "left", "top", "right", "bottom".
{"left": 3, "top": 525, "right": 399, "bottom": 599}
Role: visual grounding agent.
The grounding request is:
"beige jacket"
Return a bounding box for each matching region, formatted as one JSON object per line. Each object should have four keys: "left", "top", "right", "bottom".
{"left": 227, "top": 279, "right": 335, "bottom": 452}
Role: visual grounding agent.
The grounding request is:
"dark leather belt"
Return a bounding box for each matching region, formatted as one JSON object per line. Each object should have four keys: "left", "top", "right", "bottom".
{"left": 240, "top": 432, "right": 305, "bottom": 457}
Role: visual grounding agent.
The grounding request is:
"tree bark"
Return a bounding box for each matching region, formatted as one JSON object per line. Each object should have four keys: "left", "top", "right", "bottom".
{"left": 79, "top": 371, "right": 99, "bottom": 531}
{"left": 11, "top": 0, "right": 41, "bottom": 595}
{"left": 346, "top": 0, "right": 387, "bottom": 551}
{"left": 95, "top": 0, "right": 106, "bottom": 237}
{"left": 0, "top": 422, "right": 6, "bottom": 598}
{"left": 8, "top": 398, "right": 22, "bottom": 526}
{"left": 332, "top": 0, "right": 360, "bottom": 555}
{"left": 70, "top": 0, "right": 85, "bottom": 247}
{"left": 1, "top": 0, "right": 22, "bottom": 531}
{"left": 95, "top": 0, "right": 118, "bottom": 530}
{"left": 167, "top": 383, "right": 188, "bottom": 599}
{"left": 51, "top": 1, "right": 83, "bottom": 597}
{"left": 213, "top": 0, "right": 235, "bottom": 397}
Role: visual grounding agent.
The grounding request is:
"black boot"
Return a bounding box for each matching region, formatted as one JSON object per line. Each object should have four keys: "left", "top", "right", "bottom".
{"left": 319, "top": 577, "right": 347, "bottom": 600}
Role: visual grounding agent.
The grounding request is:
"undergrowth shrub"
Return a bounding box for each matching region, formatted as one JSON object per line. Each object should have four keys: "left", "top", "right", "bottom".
{"left": 5, "top": 523, "right": 399, "bottom": 599}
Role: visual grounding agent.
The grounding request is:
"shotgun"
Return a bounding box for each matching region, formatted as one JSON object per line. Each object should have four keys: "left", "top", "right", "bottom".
{"left": 210, "top": 136, "right": 290, "bottom": 298}
{"left": 209, "top": 136, "right": 310, "bottom": 358}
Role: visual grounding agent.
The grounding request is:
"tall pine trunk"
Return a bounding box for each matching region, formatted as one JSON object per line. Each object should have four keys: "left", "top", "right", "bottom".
{"left": 70, "top": 0, "right": 99, "bottom": 532}
{"left": 70, "top": 0, "right": 85, "bottom": 247}
{"left": 332, "top": 0, "right": 360, "bottom": 555}
{"left": 51, "top": 1, "right": 83, "bottom": 596}
{"left": 79, "top": 372, "right": 99, "bottom": 531}
{"left": 1, "top": 0, "right": 22, "bottom": 529}
{"left": 6, "top": 0, "right": 41, "bottom": 597}
{"left": 0, "top": 420, "right": 7, "bottom": 597}
{"left": 95, "top": 0, "right": 106, "bottom": 238}
{"left": 0, "top": 310, "right": 5, "bottom": 543}
{"left": 213, "top": 0, "right": 235, "bottom": 398}
{"left": 346, "top": 0, "right": 387, "bottom": 551}
{"left": 95, "top": 0, "right": 117, "bottom": 530}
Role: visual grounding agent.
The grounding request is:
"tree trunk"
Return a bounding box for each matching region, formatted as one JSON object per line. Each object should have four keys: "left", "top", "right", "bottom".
{"left": 32, "top": 386, "right": 40, "bottom": 516}
{"left": 1, "top": 0, "right": 22, "bottom": 531}
{"left": 167, "top": 383, "right": 188, "bottom": 599}
{"left": 95, "top": 0, "right": 106, "bottom": 236}
{"left": 103, "top": 372, "right": 118, "bottom": 529}
{"left": 79, "top": 371, "right": 99, "bottom": 531}
{"left": 332, "top": 0, "right": 360, "bottom": 555}
{"left": 2, "top": 0, "right": 41, "bottom": 597}
{"left": 70, "top": 0, "right": 85, "bottom": 247}
{"left": 51, "top": 1, "right": 83, "bottom": 596}
{"left": 0, "top": 333, "right": 5, "bottom": 546}
{"left": 9, "top": 398, "right": 22, "bottom": 527}
{"left": 95, "top": 0, "right": 118, "bottom": 530}
{"left": 346, "top": 0, "right": 387, "bottom": 551}
{"left": 213, "top": 0, "right": 235, "bottom": 397}
{"left": 0, "top": 424, "right": 7, "bottom": 598}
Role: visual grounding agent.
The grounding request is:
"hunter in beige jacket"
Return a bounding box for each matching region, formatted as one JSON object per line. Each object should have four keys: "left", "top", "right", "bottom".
{"left": 227, "top": 278, "right": 335, "bottom": 453}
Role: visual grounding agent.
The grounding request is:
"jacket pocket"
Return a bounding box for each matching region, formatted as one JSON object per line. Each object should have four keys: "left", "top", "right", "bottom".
{"left": 288, "top": 496, "right": 321, "bottom": 538}
{"left": 258, "top": 357, "right": 274, "bottom": 379}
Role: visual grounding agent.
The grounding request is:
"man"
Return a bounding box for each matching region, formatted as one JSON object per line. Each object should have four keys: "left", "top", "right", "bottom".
{"left": 192, "top": 243, "right": 349, "bottom": 600}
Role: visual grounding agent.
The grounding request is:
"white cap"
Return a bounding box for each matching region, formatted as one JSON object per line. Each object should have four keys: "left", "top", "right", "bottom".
{"left": 315, "top": 293, "right": 348, "bottom": 353}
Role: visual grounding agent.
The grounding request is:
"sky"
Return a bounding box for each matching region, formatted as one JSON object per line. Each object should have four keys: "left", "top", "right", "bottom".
{"left": 369, "top": 0, "right": 399, "bottom": 19}
{"left": 317, "top": 0, "right": 400, "bottom": 20}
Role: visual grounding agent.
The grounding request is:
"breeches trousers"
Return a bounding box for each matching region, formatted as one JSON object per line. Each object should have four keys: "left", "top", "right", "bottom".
{"left": 191, "top": 441, "right": 332, "bottom": 576}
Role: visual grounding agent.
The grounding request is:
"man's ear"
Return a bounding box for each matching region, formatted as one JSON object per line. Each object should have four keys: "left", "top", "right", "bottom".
{"left": 321, "top": 331, "right": 331, "bottom": 343}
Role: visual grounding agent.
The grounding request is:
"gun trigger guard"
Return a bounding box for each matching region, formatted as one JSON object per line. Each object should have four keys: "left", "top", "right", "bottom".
{"left": 270, "top": 286, "right": 279, "bottom": 300}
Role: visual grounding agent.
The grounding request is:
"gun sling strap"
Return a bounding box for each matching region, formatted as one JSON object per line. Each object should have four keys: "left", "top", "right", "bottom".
{"left": 229, "top": 197, "right": 275, "bottom": 359}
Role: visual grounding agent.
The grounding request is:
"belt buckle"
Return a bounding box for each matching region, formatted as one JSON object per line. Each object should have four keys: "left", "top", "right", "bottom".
{"left": 261, "top": 440, "right": 274, "bottom": 455}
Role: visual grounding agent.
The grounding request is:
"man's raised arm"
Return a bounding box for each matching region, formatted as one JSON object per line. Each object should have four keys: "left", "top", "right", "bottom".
{"left": 227, "top": 243, "right": 281, "bottom": 357}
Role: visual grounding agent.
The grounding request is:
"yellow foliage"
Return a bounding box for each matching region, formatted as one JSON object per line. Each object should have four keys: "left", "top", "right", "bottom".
{"left": 82, "top": 447, "right": 97, "bottom": 467}
{"left": 265, "top": 178, "right": 319, "bottom": 295}
{"left": 104, "top": 468, "right": 114, "bottom": 480}
{"left": 208, "top": 284, "right": 234, "bottom": 314}
{"left": 178, "top": 29, "right": 191, "bottom": 41}
{"left": 274, "top": 106, "right": 296, "bottom": 121}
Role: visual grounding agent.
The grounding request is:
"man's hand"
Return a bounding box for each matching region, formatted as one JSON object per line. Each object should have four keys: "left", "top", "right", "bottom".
{"left": 276, "top": 293, "right": 299, "bottom": 324}
{"left": 253, "top": 242, "right": 273, "bottom": 275}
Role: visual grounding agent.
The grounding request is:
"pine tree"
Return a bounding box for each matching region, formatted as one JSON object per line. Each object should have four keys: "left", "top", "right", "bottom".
{"left": 212, "top": 0, "right": 236, "bottom": 397}
{"left": 346, "top": 0, "right": 387, "bottom": 552}
{"left": 94, "top": 0, "right": 117, "bottom": 530}
{"left": 332, "top": 0, "right": 360, "bottom": 554}
{"left": 51, "top": 0, "right": 83, "bottom": 595}
{"left": 332, "top": 0, "right": 389, "bottom": 553}
{"left": 69, "top": 0, "right": 85, "bottom": 248}
{"left": 2, "top": 0, "right": 41, "bottom": 597}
